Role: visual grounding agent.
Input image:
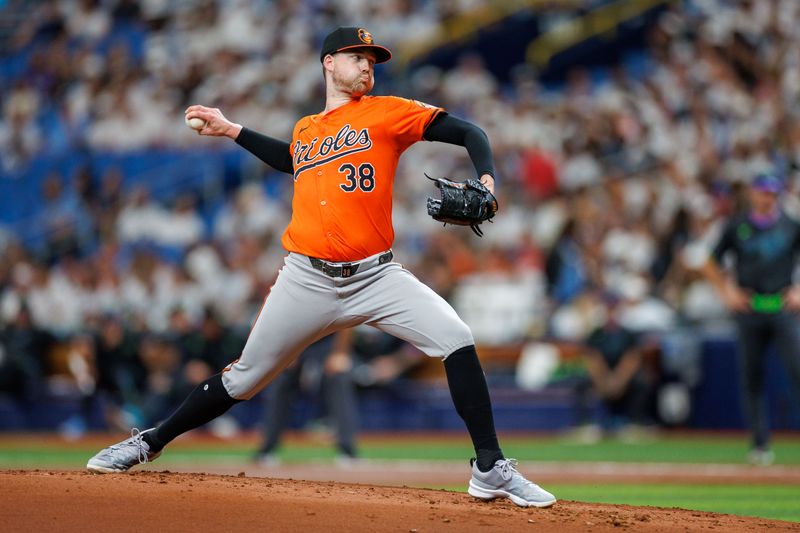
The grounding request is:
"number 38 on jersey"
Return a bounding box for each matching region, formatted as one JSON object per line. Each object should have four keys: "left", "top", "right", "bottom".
{"left": 339, "top": 163, "right": 375, "bottom": 193}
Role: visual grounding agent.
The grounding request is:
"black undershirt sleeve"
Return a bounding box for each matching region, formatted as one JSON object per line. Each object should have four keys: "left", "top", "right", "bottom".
{"left": 423, "top": 113, "right": 496, "bottom": 179}
{"left": 235, "top": 127, "right": 294, "bottom": 175}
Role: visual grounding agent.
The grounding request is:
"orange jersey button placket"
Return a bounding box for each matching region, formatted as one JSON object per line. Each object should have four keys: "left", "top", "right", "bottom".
{"left": 317, "top": 116, "right": 335, "bottom": 251}
{"left": 317, "top": 169, "right": 336, "bottom": 249}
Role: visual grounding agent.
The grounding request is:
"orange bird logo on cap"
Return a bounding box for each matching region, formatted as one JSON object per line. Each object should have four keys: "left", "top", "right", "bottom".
{"left": 358, "top": 28, "right": 373, "bottom": 44}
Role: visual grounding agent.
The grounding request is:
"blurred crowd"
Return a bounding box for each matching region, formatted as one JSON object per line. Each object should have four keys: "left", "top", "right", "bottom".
{"left": 2, "top": 0, "right": 800, "bottom": 433}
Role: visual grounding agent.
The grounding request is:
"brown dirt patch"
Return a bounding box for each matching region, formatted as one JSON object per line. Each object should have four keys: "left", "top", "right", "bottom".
{"left": 2, "top": 470, "right": 798, "bottom": 532}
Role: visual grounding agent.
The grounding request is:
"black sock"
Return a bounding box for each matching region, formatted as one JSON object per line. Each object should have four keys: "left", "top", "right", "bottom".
{"left": 143, "top": 373, "right": 242, "bottom": 452}
{"left": 443, "top": 345, "right": 504, "bottom": 472}
{"left": 476, "top": 448, "right": 504, "bottom": 472}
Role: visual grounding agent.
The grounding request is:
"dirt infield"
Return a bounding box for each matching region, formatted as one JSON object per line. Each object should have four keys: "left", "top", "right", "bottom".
{"left": 2, "top": 470, "right": 799, "bottom": 532}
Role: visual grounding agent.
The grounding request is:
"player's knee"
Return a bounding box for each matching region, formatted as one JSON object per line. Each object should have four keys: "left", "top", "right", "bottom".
{"left": 446, "top": 320, "right": 474, "bottom": 353}
{"left": 220, "top": 369, "right": 261, "bottom": 401}
{"left": 445, "top": 344, "right": 477, "bottom": 361}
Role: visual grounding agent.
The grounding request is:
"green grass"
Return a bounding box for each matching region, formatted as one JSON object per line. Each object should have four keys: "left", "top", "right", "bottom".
{"left": 1, "top": 433, "right": 799, "bottom": 466}
{"left": 548, "top": 484, "right": 800, "bottom": 522}
{"left": 332, "top": 434, "right": 800, "bottom": 465}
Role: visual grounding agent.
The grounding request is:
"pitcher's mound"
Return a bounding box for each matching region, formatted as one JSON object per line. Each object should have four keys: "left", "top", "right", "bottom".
{"left": 2, "top": 470, "right": 797, "bottom": 532}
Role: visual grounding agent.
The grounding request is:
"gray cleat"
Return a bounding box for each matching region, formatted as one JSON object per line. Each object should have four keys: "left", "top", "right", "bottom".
{"left": 468, "top": 458, "right": 556, "bottom": 508}
{"left": 86, "top": 428, "right": 161, "bottom": 474}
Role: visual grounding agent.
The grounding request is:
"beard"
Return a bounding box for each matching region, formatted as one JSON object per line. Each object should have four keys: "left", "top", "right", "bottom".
{"left": 333, "top": 69, "right": 373, "bottom": 96}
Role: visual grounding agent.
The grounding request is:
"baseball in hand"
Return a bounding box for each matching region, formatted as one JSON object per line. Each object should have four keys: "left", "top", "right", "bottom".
{"left": 185, "top": 116, "right": 206, "bottom": 130}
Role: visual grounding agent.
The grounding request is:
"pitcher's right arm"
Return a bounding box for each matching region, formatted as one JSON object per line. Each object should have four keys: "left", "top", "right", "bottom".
{"left": 185, "top": 104, "right": 293, "bottom": 174}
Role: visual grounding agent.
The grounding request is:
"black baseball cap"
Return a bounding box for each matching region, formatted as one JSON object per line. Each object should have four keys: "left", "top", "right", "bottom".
{"left": 320, "top": 27, "right": 392, "bottom": 64}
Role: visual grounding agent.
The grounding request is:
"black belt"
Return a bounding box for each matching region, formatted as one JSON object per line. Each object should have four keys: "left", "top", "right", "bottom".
{"left": 309, "top": 251, "right": 393, "bottom": 278}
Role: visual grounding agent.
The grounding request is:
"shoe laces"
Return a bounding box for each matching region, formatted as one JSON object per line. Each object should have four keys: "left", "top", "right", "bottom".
{"left": 108, "top": 428, "right": 150, "bottom": 465}
{"left": 497, "top": 458, "right": 538, "bottom": 487}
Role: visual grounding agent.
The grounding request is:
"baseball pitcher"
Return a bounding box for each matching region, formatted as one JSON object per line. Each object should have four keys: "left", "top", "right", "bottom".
{"left": 87, "top": 27, "right": 555, "bottom": 508}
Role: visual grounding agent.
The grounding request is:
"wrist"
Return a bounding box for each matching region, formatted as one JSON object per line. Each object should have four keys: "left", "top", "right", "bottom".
{"left": 228, "top": 123, "right": 243, "bottom": 140}
{"left": 480, "top": 174, "right": 495, "bottom": 192}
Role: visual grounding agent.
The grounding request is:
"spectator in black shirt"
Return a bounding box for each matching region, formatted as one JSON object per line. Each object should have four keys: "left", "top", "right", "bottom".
{"left": 0, "top": 303, "right": 50, "bottom": 405}
{"left": 94, "top": 314, "right": 145, "bottom": 428}
{"left": 703, "top": 172, "right": 800, "bottom": 465}
{"left": 575, "top": 298, "right": 658, "bottom": 440}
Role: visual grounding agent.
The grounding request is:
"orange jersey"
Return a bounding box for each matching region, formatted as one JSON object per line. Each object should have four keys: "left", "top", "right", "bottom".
{"left": 283, "top": 95, "right": 443, "bottom": 262}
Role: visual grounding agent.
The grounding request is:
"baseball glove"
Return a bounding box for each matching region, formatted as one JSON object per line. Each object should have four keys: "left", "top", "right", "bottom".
{"left": 425, "top": 174, "right": 498, "bottom": 237}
